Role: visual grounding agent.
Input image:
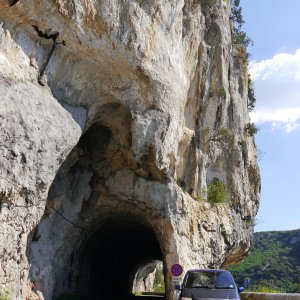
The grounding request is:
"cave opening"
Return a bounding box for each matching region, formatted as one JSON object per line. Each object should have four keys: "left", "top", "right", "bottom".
{"left": 77, "top": 218, "right": 164, "bottom": 299}
{"left": 29, "top": 103, "right": 168, "bottom": 299}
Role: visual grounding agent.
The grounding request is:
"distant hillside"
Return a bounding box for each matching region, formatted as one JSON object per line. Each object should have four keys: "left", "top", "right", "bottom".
{"left": 229, "top": 229, "right": 300, "bottom": 293}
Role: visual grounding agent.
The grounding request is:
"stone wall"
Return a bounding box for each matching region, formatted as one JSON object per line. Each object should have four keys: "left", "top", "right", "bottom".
{"left": 241, "top": 293, "right": 300, "bottom": 300}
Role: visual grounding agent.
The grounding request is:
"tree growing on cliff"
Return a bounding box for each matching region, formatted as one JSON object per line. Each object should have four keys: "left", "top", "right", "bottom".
{"left": 204, "top": 127, "right": 235, "bottom": 150}
{"left": 232, "top": 0, "right": 256, "bottom": 113}
{"left": 245, "top": 122, "right": 259, "bottom": 136}
{"left": 248, "top": 74, "right": 256, "bottom": 112}
{"left": 232, "top": 0, "right": 253, "bottom": 48}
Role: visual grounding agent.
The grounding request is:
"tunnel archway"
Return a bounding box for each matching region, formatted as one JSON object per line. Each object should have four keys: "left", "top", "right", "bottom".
{"left": 28, "top": 102, "right": 169, "bottom": 300}
{"left": 77, "top": 217, "right": 164, "bottom": 299}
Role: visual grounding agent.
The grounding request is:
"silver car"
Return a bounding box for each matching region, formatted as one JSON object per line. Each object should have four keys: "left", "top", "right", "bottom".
{"left": 177, "top": 269, "right": 244, "bottom": 300}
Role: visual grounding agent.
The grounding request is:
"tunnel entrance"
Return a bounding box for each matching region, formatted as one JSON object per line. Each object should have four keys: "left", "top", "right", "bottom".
{"left": 29, "top": 103, "right": 168, "bottom": 300}
{"left": 77, "top": 218, "right": 164, "bottom": 299}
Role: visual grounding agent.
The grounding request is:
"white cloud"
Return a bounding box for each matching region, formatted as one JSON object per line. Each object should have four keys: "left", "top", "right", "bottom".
{"left": 250, "top": 49, "right": 300, "bottom": 81}
{"left": 249, "top": 49, "right": 300, "bottom": 132}
{"left": 250, "top": 108, "right": 300, "bottom": 132}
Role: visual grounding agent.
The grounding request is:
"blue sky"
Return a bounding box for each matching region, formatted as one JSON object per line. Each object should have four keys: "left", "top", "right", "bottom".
{"left": 240, "top": 0, "right": 300, "bottom": 232}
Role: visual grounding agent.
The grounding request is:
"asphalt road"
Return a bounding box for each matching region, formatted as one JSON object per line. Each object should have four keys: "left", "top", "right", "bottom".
{"left": 132, "top": 297, "right": 165, "bottom": 299}
{"left": 71, "top": 295, "right": 165, "bottom": 300}
{"left": 107, "top": 296, "right": 165, "bottom": 300}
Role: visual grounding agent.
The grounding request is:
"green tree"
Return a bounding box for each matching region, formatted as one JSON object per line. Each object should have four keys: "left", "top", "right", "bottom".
{"left": 232, "top": 0, "right": 253, "bottom": 48}
{"left": 245, "top": 123, "right": 259, "bottom": 136}
{"left": 248, "top": 75, "right": 256, "bottom": 112}
{"left": 229, "top": 230, "right": 300, "bottom": 293}
{"left": 207, "top": 178, "right": 228, "bottom": 204}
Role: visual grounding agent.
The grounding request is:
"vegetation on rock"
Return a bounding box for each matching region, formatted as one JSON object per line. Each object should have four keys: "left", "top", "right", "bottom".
{"left": 153, "top": 268, "right": 165, "bottom": 293}
{"left": 0, "top": 293, "right": 9, "bottom": 300}
{"left": 232, "top": 0, "right": 253, "bottom": 48}
{"left": 239, "top": 139, "right": 248, "bottom": 162}
{"left": 247, "top": 75, "right": 256, "bottom": 112}
{"left": 232, "top": 0, "right": 257, "bottom": 113}
{"left": 245, "top": 122, "right": 259, "bottom": 136}
{"left": 209, "top": 85, "right": 226, "bottom": 98}
{"left": 205, "top": 127, "right": 235, "bottom": 150}
{"left": 207, "top": 178, "right": 228, "bottom": 204}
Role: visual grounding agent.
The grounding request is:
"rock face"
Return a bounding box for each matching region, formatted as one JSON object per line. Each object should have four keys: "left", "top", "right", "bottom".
{"left": 132, "top": 260, "right": 164, "bottom": 294}
{"left": 0, "top": 0, "right": 260, "bottom": 299}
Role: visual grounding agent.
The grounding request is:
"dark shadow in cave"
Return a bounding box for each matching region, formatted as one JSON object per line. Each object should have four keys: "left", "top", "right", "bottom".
{"left": 77, "top": 218, "right": 164, "bottom": 299}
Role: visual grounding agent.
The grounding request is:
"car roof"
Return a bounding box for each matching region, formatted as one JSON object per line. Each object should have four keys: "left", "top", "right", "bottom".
{"left": 186, "top": 269, "right": 228, "bottom": 273}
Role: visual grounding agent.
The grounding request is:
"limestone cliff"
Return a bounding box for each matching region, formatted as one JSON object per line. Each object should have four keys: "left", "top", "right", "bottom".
{"left": 0, "top": 0, "right": 260, "bottom": 299}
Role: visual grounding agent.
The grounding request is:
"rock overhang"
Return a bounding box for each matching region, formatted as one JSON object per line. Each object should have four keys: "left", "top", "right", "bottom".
{"left": 0, "top": 1, "right": 260, "bottom": 299}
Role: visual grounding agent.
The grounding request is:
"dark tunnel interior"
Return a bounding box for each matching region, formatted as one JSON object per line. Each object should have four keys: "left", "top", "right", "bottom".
{"left": 77, "top": 218, "right": 164, "bottom": 299}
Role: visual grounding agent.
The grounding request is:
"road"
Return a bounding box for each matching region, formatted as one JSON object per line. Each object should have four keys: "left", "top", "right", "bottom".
{"left": 68, "top": 295, "right": 165, "bottom": 300}
{"left": 131, "top": 296, "right": 165, "bottom": 299}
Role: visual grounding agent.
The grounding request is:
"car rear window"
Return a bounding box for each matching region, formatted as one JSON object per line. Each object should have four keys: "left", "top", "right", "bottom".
{"left": 184, "top": 271, "right": 235, "bottom": 289}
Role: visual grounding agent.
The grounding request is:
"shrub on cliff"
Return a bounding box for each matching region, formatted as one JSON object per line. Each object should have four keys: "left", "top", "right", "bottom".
{"left": 248, "top": 74, "right": 256, "bottom": 112}
{"left": 245, "top": 122, "right": 259, "bottom": 136}
{"left": 207, "top": 178, "right": 228, "bottom": 204}
{"left": 205, "top": 127, "right": 235, "bottom": 150}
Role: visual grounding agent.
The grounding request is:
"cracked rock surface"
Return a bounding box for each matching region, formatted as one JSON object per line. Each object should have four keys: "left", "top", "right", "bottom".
{"left": 0, "top": 0, "right": 260, "bottom": 299}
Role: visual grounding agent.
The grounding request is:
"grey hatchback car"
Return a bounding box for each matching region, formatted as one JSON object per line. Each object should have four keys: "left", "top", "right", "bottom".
{"left": 178, "top": 269, "right": 244, "bottom": 300}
